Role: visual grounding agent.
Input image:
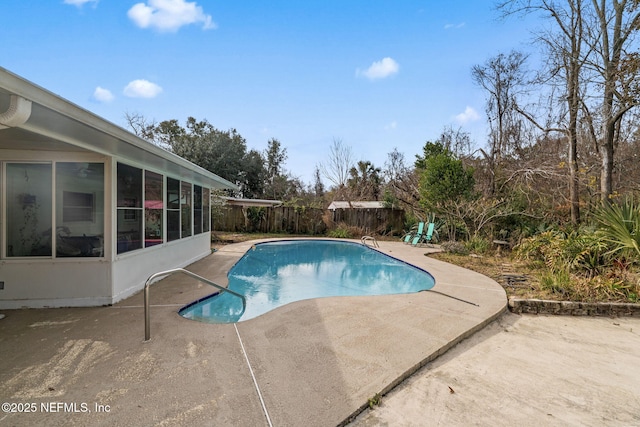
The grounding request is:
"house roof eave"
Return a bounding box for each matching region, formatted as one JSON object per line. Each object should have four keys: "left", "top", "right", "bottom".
{"left": 0, "top": 67, "right": 238, "bottom": 191}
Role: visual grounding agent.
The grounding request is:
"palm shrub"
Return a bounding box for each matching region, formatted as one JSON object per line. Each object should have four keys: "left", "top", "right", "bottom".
{"left": 515, "top": 226, "right": 639, "bottom": 301}
{"left": 561, "top": 231, "right": 610, "bottom": 278}
{"left": 465, "top": 236, "right": 491, "bottom": 255}
{"left": 595, "top": 197, "right": 640, "bottom": 260}
{"left": 513, "top": 230, "right": 560, "bottom": 267}
{"left": 515, "top": 229, "right": 610, "bottom": 277}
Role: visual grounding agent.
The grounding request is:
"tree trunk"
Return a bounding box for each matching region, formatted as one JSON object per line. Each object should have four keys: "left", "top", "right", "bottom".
{"left": 600, "top": 122, "right": 615, "bottom": 202}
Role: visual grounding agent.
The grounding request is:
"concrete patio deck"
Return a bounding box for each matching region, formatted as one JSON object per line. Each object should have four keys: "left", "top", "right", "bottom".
{"left": 0, "top": 239, "right": 507, "bottom": 426}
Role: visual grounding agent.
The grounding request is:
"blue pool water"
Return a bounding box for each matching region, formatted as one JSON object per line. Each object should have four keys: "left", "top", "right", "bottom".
{"left": 179, "top": 240, "right": 436, "bottom": 323}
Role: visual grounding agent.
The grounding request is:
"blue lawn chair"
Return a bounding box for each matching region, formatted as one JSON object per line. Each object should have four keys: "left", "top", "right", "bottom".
{"left": 412, "top": 222, "right": 435, "bottom": 247}
{"left": 402, "top": 222, "right": 424, "bottom": 244}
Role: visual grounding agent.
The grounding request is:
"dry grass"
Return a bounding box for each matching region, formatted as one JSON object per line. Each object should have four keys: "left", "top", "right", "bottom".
{"left": 428, "top": 252, "right": 551, "bottom": 300}
{"left": 429, "top": 251, "right": 640, "bottom": 303}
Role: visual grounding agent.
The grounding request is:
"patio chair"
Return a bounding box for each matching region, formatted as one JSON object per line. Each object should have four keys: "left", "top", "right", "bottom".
{"left": 411, "top": 222, "right": 435, "bottom": 247}
{"left": 402, "top": 222, "right": 424, "bottom": 244}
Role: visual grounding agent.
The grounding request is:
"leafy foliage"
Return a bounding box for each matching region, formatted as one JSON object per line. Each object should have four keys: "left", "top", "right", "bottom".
{"left": 327, "top": 224, "right": 354, "bottom": 238}
{"left": 465, "top": 236, "right": 492, "bottom": 255}
{"left": 515, "top": 229, "right": 611, "bottom": 277}
{"left": 595, "top": 197, "right": 640, "bottom": 260}
{"left": 348, "top": 160, "right": 382, "bottom": 200}
{"left": 417, "top": 142, "right": 476, "bottom": 212}
{"left": 439, "top": 240, "right": 469, "bottom": 255}
{"left": 246, "top": 207, "right": 266, "bottom": 231}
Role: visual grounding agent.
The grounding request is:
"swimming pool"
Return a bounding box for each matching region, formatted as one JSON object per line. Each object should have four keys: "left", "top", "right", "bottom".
{"left": 179, "top": 239, "right": 436, "bottom": 323}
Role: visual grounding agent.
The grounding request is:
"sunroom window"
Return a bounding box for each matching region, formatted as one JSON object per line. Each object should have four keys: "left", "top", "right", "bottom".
{"left": 56, "top": 162, "right": 104, "bottom": 257}
{"left": 167, "top": 177, "right": 180, "bottom": 242}
{"left": 116, "top": 163, "right": 143, "bottom": 254}
{"left": 6, "top": 163, "right": 53, "bottom": 257}
{"left": 194, "top": 185, "right": 203, "bottom": 235}
{"left": 144, "top": 171, "right": 163, "bottom": 247}
{"left": 203, "top": 187, "right": 210, "bottom": 233}
{"left": 181, "top": 181, "right": 192, "bottom": 237}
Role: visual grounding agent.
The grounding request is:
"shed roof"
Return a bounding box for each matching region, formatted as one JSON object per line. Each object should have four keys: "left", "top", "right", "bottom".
{"left": 0, "top": 67, "right": 238, "bottom": 190}
{"left": 327, "top": 201, "right": 386, "bottom": 210}
{"left": 222, "top": 197, "right": 282, "bottom": 207}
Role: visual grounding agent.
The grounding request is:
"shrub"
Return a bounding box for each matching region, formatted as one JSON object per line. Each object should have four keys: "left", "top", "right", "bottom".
{"left": 514, "top": 229, "right": 611, "bottom": 277}
{"left": 515, "top": 227, "right": 639, "bottom": 302}
{"left": 595, "top": 196, "right": 640, "bottom": 260}
{"left": 465, "top": 236, "right": 491, "bottom": 255}
{"left": 327, "top": 223, "right": 364, "bottom": 239}
{"left": 440, "top": 240, "right": 469, "bottom": 255}
{"left": 328, "top": 227, "right": 352, "bottom": 238}
{"left": 246, "top": 207, "right": 266, "bottom": 231}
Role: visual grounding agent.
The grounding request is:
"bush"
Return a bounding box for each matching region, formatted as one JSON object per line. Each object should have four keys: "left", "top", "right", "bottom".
{"left": 514, "top": 227, "right": 639, "bottom": 302}
{"left": 465, "top": 236, "right": 491, "bottom": 255}
{"left": 595, "top": 196, "right": 640, "bottom": 260}
{"left": 440, "top": 240, "right": 469, "bottom": 255}
{"left": 328, "top": 227, "right": 352, "bottom": 238}
{"left": 326, "top": 223, "right": 364, "bottom": 239}
{"left": 514, "top": 229, "right": 611, "bottom": 277}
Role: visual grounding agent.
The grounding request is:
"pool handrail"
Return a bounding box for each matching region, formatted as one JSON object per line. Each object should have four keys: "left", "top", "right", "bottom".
{"left": 361, "top": 235, "right": 379, "bottom": 248}
{"left": 144, "top": 268, "right": 246, "bottom": 341}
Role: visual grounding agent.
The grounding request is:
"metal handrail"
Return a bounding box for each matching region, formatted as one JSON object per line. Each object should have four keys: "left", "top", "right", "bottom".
{"left": 361, "top": 235, "right": 379, "bottom": 248}
{"left": 144, "top": 268, "right": 246, "bottom": 341}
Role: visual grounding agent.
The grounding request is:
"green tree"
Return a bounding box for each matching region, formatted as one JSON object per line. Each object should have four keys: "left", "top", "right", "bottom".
{"left": 241, "top": 149, "right": 266, "bottom": 198}
{"left": 312, "top": 166, "right": 325, "bottom": 198}
{"left": 417, "top": 142, "right": 476, "bottom": 211}
{"left": 265, "top": 138, "right": 287, "bottom": 182}
{"left": 347, "top": 160, "right": 382, "bottom": 200}
{"left": 140, "top": 116, "right": 263, "bottom": 195}
{"left": 264, "top": 138, "right": 289, "bottom": 199}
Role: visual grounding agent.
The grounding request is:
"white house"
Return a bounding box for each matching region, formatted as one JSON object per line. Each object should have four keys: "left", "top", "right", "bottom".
{"left": 0, "top": 68, "right": 238, "bottom": 308}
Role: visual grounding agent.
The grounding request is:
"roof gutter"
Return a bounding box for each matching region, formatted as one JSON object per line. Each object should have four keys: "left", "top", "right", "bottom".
{"left": 0, "top": 94, "right": 31, "bottom": 129}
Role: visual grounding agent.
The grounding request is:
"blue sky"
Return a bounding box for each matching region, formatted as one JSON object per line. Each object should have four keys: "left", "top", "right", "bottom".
{"left": 4, "top": 0, "right": 537, "bottom": 185}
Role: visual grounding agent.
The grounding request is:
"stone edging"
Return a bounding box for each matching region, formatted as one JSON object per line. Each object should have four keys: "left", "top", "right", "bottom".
{"left": 508, "top": 297, "right": 640, "bottom": 316}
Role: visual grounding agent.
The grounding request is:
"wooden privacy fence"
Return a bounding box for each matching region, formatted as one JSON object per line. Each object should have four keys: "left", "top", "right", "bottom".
{"left": 214, "top": 206, "right": 405, "bottom": 235}
{"left": 330, "top": 207, "right": 405, "bottom": 235}
{"left": 214, "top": 206, "right": 326, "bottom": 234}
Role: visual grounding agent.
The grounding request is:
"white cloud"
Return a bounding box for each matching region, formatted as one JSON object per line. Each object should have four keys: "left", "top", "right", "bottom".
{"left": 356, "top": 57, "right": 399, "bottom": 81}
{"left": 454, "top": 106, "right": 480, "bottom": 124}
{"left": 384, "top": 121, "right": 398, "bottom": 130}
{"left": 128, "top": 0, "right": 216, "bottom": 32}
{"left": 64, "top": 0, "right": 98, "bottom": 7}
{"left": 93, "top": 86, "right": 114, "bottom": 102}
{"left": 444, "top": 22, "right": 466, "bottom": 30}
{"left": 123, "top": 79, "right": 163, "bottom": 98}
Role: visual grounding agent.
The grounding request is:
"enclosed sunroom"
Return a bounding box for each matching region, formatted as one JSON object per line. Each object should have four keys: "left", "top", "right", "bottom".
{"left": 0, "top": 68, "right": 237, "bottom": 308}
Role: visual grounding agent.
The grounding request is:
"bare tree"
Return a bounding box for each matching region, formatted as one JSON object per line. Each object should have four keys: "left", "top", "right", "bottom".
{"left": 319, "top": 138, "right": 354, "bottom": 198}
{"left": 124, "top": 111, "right": 153, "bottom": 138}
{"left": 587, "top": 0, "right": 640, "bottom": 202}
{"left": 500, "top": 0, "right": 589, "bottom": 223}
{"left": 383, "top": 148, "right": 423, "bottom": 218}
{"left": 500, "top": 0, "right": 640, "bottom": 207}
{"left": 438, "top": 125, "right": 474, "bottom": 158}
{"left": 472, "top": 50, "right": 529, "bottom": 197}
